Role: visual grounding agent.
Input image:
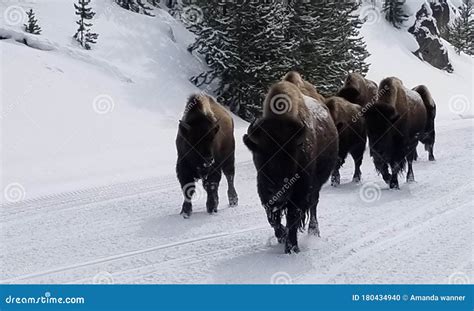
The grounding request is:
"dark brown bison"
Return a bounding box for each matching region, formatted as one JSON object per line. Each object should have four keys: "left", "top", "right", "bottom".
{"left": 413, "top": 85, "right": 436, "bottom": 161}
{"left": 243, "top": 81, "right": 338, "bottom": 253}
{"left": 325, "top": 97, "right": 367, "bottom": 186}
{"left": 283, "top": 71, "right": 325, "bottom": 102}
{"left": 337, "top": 72, "right": 378, "bottom": 107}
{"left": 176, "top": 94, "right": 238, "bottom": 218}
{"left": 364, "top": 77, "right": 428, "bottom": 189}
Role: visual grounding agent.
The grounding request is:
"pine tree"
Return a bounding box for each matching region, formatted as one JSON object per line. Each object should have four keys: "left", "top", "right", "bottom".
{"left": 73, "top": 0, "right": 99, "bottom": 50}
{"left": 115, "top": 0, "right": 154, "bottom": 16}
{"left": 24, "top": 9, "right": 42, "bottom": 35}
{"left": 449, "top": 0, "right": 474, "bottom": 55}
{"left": 383, "top": 0, "right": 409, "bottom": 29}
{"left": 288, "top": 1, "right": 369, "bottom": 96}
{"left": 186, "top": 0, "right": 370, "bottom": 121}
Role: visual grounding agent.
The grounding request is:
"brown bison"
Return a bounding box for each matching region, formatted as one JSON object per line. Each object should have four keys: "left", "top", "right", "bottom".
{"left": 176, "top": 94, "right": 238, "bottom": 218}
{"left": 337, "top": 72, "right": 378, "bottom": 107}
{"left": 243, "top": 81, "right": 338, "bottom": 253}
{"left": 283, "top": 71, "right": 325, "bottom": 102}
{"left": 325, "top": 97, "right": 367, "bottom": 186}
{"left": 364, "top": 77, "right": 429, "bottom": 189}
{"left": 413, "top": 85, "right": 436, "bottom": 161}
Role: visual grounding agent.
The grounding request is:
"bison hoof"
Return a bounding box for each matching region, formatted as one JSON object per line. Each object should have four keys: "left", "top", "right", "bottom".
{"left": 308, "top": 226, "right": 320, "bottom": 237}
{"left": 390, "top": 181, "right": 400, "bottom": 190}
{"left": 275, "top": 226, "right": 288, "bottom": 244}
{"left": 285, "top": 243, "right": 300, "bottom": 254}
{"left": 228, "top": 196, "right": 238, "bottom": 207}
{"left": 207, "top": 207, "right": 218, "bottom": 214}
{"left": 406, "top": 175, "right": 415, "bottom": 183}
{"left": 429, "top": 155, "right": 436, "bottom": 162}
{"left": 352, "top": 176, "right": 361, "bottom": 184}
{"left": 181, "top": 211, "right": 192, "bottom": 219}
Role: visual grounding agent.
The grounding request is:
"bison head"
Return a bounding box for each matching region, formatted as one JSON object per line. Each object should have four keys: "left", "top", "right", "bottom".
{"left": 178, "top": 116, "right": 219, "bottom": 177}
{"left": 243, "top": 118, "right": 305, "bottom": 214}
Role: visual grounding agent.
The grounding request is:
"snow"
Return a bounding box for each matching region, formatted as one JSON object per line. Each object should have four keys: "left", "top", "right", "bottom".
{"left": 0, "top": 1, "right": 473, "bottom": 284}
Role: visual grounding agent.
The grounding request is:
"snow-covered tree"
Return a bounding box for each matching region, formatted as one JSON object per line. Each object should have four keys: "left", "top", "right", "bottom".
{"left": 449, "top": 0, "right": 474, "bottom": 55}
{"left": 115, "top": 0, "right": 154, "bottom": 16}
{"left": 383, "top": 0, "right": 409, "bottom": 29}
{"left": 186, "top": 0, "right": 369, "bottom": 120}
{"left": 73, "top": 0, "right": 99, "bottom": 50}
{"left": 289, "top": 1, "right": 370, "bottom": 96}
{"left": 24, "top": 9, "right": 42, "bottom": 35}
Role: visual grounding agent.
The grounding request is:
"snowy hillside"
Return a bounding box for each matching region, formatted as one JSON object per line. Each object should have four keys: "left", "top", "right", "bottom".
{"left": 1, "top": 0, "right": 249, "bottom": 199}
{"left": 0, "top": 1, "right": 472, "bottom": 284}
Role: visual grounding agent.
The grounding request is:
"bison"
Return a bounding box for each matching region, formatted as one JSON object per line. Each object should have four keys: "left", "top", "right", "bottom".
{"left": 364, "top": 77, "right": 428, "bottom": 189}
{"left": 283, "top": 71, "right": 326, "bottom": 102}
{"left": 325, "top": 96, "right": 367, "bottom": 186}
{"left": 413, "top": 85, "right": 436, "bottom": 161}
{"left": 337, "top": 72, "right": 378, "bottom": 107}
{"left": 176, "top": 94, "right": 238, "bottom": 218}
{"left": 243, "top": 81, "right": 338, "bottom": 253}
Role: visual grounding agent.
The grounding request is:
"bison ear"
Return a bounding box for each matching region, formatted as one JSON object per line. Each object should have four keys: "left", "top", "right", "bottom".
{"left": 179, "top": 120, "right": 191, "bottom": 134}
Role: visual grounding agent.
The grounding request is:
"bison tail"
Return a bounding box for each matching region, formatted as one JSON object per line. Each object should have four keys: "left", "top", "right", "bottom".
{"left": 413, "top": 85, "right": 436, "bottom": 146}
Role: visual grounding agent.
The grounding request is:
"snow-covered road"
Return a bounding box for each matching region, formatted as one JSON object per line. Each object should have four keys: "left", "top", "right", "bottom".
{"left": 1, "top": 118, "right": 472, "bottom": 284}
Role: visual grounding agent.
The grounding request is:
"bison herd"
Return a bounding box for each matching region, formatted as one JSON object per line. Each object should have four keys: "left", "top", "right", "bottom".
{"left": 176, "top": 72, "right": 437, "bottom": 254}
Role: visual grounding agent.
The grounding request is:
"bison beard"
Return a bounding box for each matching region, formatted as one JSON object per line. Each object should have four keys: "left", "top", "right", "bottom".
{"left": 176, "top": 94, "right": 238, "bottom": 218}
{"left": 244, "top": 82, "right": 338, "bottom": 254}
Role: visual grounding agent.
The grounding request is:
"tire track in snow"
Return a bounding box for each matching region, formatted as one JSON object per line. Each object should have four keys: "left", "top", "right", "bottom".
{"left": 0, "top": 225, "right": 267, "bottom": 284}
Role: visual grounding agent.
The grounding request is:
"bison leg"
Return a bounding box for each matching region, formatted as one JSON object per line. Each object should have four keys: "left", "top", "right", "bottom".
{"left": 373, "top": 155, "right": 391, "bottom": 185}
{"left": 330, "top": 157, "right": 345, "bottom": 187}
{"left": 406, "top": 143, "right": 418, "bottom": 183}
{"left": 179, "top": 181, "right": 194, "bottom": 219}
{"left": 225, "top": 174, "right": 238, "bottom": 207}
{"left": 426, "top": 144, "right": 435, "bottom": 161}
{"left": 177, "top": 165, "right": 195, "bottom": 218}
{"left": 351, "top": 145, "right": 365, "bottom": 183}
{"left": 389, "top": 163, "right": 402, "bottom": 189}
{"left": 308, "top": 192, "right": 320, "bottom": 237}
{"left": 222, "top": 154, "right": 238, "bottom": 207}
{"left": 266, "top": 210, "right": 287, "bottom": 244}
{"left": 203, "top": 170, "right": 222, "bottom": 214}
{"left": 285, "top": 207, "right": 301, "bottom": 254}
